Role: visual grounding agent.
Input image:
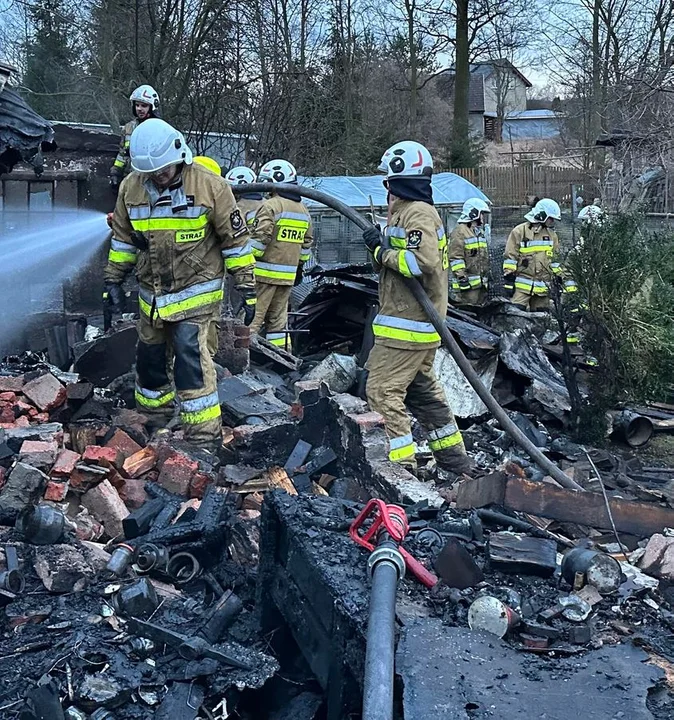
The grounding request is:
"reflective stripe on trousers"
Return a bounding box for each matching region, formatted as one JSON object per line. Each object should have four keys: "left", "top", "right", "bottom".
{"left": 372, "top": 314, "right": 440, "bottom": 344}
{"left": 427, "top": 422, "right": 463, "bottom": 451}
{"left": 389, "top": 433, "right": 416, "bottom": 462}
{"left": 135, "top": 385, "right": 176, "bottom": 409}
{"left": 180, "top": 390, "right": 221, "bottom": 425}
{"left": 254, "top": 261, "right": 297, "bottom": 282}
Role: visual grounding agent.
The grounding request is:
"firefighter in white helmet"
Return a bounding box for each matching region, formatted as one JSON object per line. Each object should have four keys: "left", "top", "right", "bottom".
{"left": 109, "top": 84, "right": 160, "bottom": 189}
{"left": 248, "top": 159, "right": 313, "bottom": 350}
{"left": 448, "top": 197, "right": 491, "bottom": 305}
{"left": 104, "top": 119, "right": 256, "bottom": 452}
{"left": 225, "top": 166, "right": 263, "bottom": 230}
{"left": 362, "top": 140, "right": 473, "bottom": 477}
{"left": 503, "top": 198, "right": 564, "bottom": 311}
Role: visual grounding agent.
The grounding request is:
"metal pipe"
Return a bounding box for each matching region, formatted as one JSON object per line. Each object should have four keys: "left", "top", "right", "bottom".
{"left": 362, "top": 540, "right": 402, "bottom": 720}
{"left": 237, "top": 183, "right": 583, "bottom": 492}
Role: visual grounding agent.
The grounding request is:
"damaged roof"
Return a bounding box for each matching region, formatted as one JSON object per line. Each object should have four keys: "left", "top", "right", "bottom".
{"left": 0, "top": 86, "right": 54, "bottom": 174}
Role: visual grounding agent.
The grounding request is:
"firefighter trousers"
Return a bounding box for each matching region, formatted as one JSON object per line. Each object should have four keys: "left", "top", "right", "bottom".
{"left": 456, "top": 287, "right": 488, "bottom": 306}
{"left": 135, "top": 312, "right": 222, "bottom": 447}
{"left": 512, "top": 290, "right": 550, "bottom": 312}
{"left": 366, "top": 345, "right": 466, "bottom": 467}
{"left": 250, "top": 282, "right": 293, "bottom": 351}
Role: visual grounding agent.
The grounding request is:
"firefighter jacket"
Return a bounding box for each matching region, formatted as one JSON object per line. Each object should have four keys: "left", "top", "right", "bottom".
{"left": 372, "top": 197, "right": 449, "bottom": 351}
{"left": 104, "top": 162, "right": 256, "bottom": 322}
{"left": 250, "top": 195, "right": 313, "bottom": 285}
{"left": 502, "top": 222, "right": 562, "bottom": 296}
{"left": 110, "top": 119, "right": 138, "bottom": 177}
{"left": 237, "top": 197, "right": 264, "bottom": 230}
{"left": 448, "top": 222, "right": 489, "bottom": 291}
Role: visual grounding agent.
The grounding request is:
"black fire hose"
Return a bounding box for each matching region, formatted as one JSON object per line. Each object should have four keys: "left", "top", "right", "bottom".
{"left": 236, "top": 183, "right": 583, "bottom": 492}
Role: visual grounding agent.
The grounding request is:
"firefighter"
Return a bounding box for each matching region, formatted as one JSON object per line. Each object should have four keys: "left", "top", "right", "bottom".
{"left": 503, "top": 198, "right": 562, "bottom": 311}
{"left": 448, "top": 197, "right": 491, "bottom": 305}
{"left": 103, "top": 119, "right": 256, "bottom": 452}
{"left": 248, "top": 159, "right": 313, "bottom": 350}
{"left": 361, "top": 140, "right": 473, "bottom": 476}
{"left": 109, "top": 85, "right": 160, "bottom": 189}
{"left": 225, "top": 166, "right": 264, "bottom": 230}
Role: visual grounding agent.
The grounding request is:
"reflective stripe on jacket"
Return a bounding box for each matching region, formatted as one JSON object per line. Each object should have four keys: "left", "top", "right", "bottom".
{"left": 372, "top": 197, "right": 448, "bottom": 350}
{"left": 104, "top": 162, "right": 255, "bottom": 322}
{"left": 110, "top": 119, "right": 137, "bottom": 176}
{"left": 250, "top": 195, "right": 314, "bottom": 285}
{"left": 502, "top": 222, "right": 560, "bottom": 296}
{"left": 448, "top": 222, "right": 489, "bottom": 291}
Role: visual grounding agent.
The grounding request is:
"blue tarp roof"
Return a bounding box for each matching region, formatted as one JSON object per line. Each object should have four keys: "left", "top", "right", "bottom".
{"left": 297, "top": 172, "right": 489, "bottom": 209}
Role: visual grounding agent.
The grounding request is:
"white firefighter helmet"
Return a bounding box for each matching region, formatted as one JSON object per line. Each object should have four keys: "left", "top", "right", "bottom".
{"left": 258, "top": 159, "right": 297, "bottom": 184}
{"left": 130, "top": 84, "right": 159, "bottom": 111}
{"left": 458, "top": 197, "right": 490, "bottom": 224}
{"left": 577, "top": 204, "right": 605, "bottom": 225}
{"left": 129, "top": 118, "right": 193, "bottom": 173}
{"left": 378, "top": 140, "right": 433, "bottom": 178}
{"left": 225, "top": 166, "right": 257, "bottom": 185}
{"left": 525, "top": 198, "right": 561, "bottom": 223}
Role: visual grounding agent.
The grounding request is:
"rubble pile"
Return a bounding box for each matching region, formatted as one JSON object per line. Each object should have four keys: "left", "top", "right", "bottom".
{"left": 2, "top": 297, "right": 674, "bottom": 717}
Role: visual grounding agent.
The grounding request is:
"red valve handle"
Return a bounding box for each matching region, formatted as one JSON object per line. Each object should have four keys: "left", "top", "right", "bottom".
{"left": 349, "top": 498, "right": 438, "bottom": 588}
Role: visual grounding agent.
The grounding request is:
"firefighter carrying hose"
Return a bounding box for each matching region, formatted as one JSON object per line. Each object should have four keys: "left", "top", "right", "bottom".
{"left": 109, "top": 85, "right": 160, "bottom": 190}
{"left": 225, "top": 166, "right": 264, "bottom": 229}
{"left": 448, "top": 197, "right": 491, "bottom": 305}
{"left": 103, "top": 119, "right": 256, "bottom": 452}
{"left": 502, "top": 198, "right": 564, "bottom": 311}
{"left": 361, "top": 140, "right": 474, "bottom": 477}
{"left": 248, "top": 159, "right": 313, "bottom": 350}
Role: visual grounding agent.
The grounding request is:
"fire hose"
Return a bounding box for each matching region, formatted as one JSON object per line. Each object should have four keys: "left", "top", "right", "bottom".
{"left": 236, "top": 183, "right": 583, "bottom": 492}
{"left": 350, "top": 499, "right": 410, "bottom": 720}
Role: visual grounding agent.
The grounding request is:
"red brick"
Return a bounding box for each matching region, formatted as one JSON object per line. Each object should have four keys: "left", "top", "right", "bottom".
{"left": 22, "top": 373, "right": 66, "bottom": 412}
{"left": 0, "top": 392, "right": 17, "bottom": 402}
{"left": 352, "top": 411, "right": 385, "bottom": 431}
{"left": 0, "top": 375, "right": 24, "bottom": 392}
{"left": 81, "top": 479, "right": 129, "bottom": 539}
{"left": 190, "top": 471, "right": 213, "bottom": 499}
{"left": 0, "top": 406, "right": 16, "bottom": 424}
{"left": 82, "top": 445, "right": 124, "bottom": 470}
{"left": 32, "top": 413, "right": 50, "bottom": 423}
{"left": 14, "top": 400, "right": 34, "bottom": 416}
{"left": 123, "top": 446, "right": 158, "bottom": 478}
{"left": 105, "top": 429, "right": 142, "bottom": 459}
{"left": 14, "top": 416, "right": 31, "bottom": 428}
{"left": 20, "top": 440, "right": 59, "bottom": 456}
{"left": 118, "top": 478, "right": 148, "bottom": 510}
{"left": 44, "top": 480, "right": 69, "bottom": 502}
{"left": 157, "top": 454, "right": 198, "bottom": 496}
{"left": 51, "top": 449, "right": 81, "bottom": 478}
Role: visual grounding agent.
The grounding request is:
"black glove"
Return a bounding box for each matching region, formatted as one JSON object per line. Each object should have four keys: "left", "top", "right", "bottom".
{"left": 235, "top": 288, "right": 257, "bottom": 326}
{"left": 109, "top": 174, "right": 121, "bottom": 192}
{"left": 457, "top": 276, "right": 472, "bottom": 291}
{"left": 503, "top": 274, "right": 516, "bottom": 298}
{"left": 103, "top": 283, "right": 126, "bottom": 314}
{"left": 131, "top": 231, "right": 149, "bottom": 251}
{"left": 294, "top": 261, "right": 305, "bottom": 287}
{"left": 363, "top": 225, "right": 383, "bottom": 253}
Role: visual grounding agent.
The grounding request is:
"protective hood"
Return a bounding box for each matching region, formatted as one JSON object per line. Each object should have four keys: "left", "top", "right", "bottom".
{"left": 276, "top": 189, "right": 302, "bottom": 202}
{"left": 387, "top": 176, "right": 434, "bottom": 205}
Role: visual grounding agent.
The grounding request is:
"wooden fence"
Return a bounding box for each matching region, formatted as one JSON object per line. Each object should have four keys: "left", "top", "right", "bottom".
{"left": 452, "top": 166, "right": 599, "bottom": 207}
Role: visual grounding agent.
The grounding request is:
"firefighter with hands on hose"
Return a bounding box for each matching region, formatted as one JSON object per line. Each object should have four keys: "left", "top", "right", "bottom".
{"left": 225, "top": 166, "right": 264, "bottom": 230}
{"left": 361, "top": 140, "right": 475, "bottom": 477}
{"left": 109, "top": 84, "right": 160, "bottom": 190}
{"left": 248, "top": 159, "right": 313, "bottom": 351}
{"left": 448, "top": 197, "right": 491, "bottom": 306}
{"left": 502, "top": 197, "right": 564, "bottom": 311}
{"left": 102, "top": 118, "right": 256, "bottom": 453}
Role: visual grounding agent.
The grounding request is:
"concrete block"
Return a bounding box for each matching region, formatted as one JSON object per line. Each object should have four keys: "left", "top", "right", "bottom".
{"left": 22, "top": 373, "right": 67, "bottom": 412}
{"left": 33, "top": 544, "right": 94, "bottom": 592}
{"left": 0, "top": 462, "right": 49, "bottom": 523}
{"left": 0, "top": 375, "right": 25, "bottom": 392}
{"left": 81, "top": 479, "right": 129, "bottom": 539}
{"left": 19, "top": 440, "right": 58, "bottom": 470}
{"left": 70, "top": 463, "right": 109, "bottom": 492}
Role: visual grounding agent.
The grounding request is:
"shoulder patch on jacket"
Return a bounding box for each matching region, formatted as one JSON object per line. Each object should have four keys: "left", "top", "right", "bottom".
{"left": 407, "top": 230, "right": 422, "bottom": 248}
{"left": 230, "top": 209, "right": 244, "bottom": 231}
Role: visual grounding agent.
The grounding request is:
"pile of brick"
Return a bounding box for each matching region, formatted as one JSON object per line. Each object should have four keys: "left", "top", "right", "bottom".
{"left": 0, "top": 369, "right": 221, "bottom": 543}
